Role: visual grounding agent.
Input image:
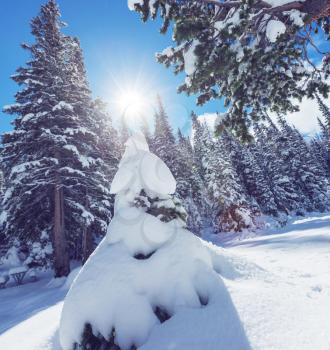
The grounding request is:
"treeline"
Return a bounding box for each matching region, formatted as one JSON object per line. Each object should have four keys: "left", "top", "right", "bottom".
{"left": 0, "top": 0, "right": 329, "bottom": 277}
{"left": 143, "top": 99, "right": 330, "bottom": 235}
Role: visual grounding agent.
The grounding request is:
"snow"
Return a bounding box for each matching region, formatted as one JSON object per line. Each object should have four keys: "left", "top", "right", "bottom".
{"left": 52, "top": 101, "right": 73, "bottom": 112}
{"left": 60, "top": 133, "right": 238, "bottom": 349}
{"left": 0, "top": 246, "right": 21, "bottom": 268}
{"left": 8, "top": 266, "right": 28, "bottom": 275}
{"left": 127, "top": 0, "right": 143, "bottom": 11}
{"left": 0, "top": 276, "right": 8, "bottom": 284}
{"left": 1, "top": 213, "right": 330, "bottom": 349}
{"left": 61, "top": 267, "right": 81, "bottom": 290}
{"left": 285, "top": 9, "right": 305, "bottom": 27}
{"left": 183, "top": 40, "right": 199, "bottom": 76}
{"left": 265, "top": 0, "right": 304, "bottom": 6}
{"left": 266, "top": 20, "right": 286, "bottom": 42}
{"left": 110, "top": 133, "right": 176, "bottom": 196}
{"left": 63, "top": 144, "right": 95, "bottom": 168}
{"left": 161, "top": 46, "right": 174, "bottom": 58}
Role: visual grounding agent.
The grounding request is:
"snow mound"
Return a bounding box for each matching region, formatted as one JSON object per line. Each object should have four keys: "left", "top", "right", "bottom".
{"left": 61, "top": 266, "right": 82, "bottom": 290}
{"left": 60, "top": 228, "right": 247, "bottom": 350}
{"left": 60, "top": 133, "right": 247, "bottom": 350}
{"left": 111, "top": 132, "right": 176, "bottom": 196}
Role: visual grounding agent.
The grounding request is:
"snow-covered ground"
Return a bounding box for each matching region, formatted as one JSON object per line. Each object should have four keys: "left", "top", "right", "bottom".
{"left": 0, "top": 214, "right": 330, "bottom": 350}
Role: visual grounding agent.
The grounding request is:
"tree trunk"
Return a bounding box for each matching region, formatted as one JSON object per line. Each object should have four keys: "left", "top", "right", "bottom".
{"left": 82, "top": 189, "right": 93, "bottom": 264}
{"left": 53, "top": 177, "right": 70, "bottom": 277}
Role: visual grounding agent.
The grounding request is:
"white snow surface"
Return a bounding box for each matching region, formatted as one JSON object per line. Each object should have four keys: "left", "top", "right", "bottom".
{"left": 8, "top": 266, "right": 28, "bottom": 275}
{"left": 60, "top": 231, "right": 248, "bottom": 350}
{"left": 266, "top": 19, "right": 286, "bottom": 42}
{"left": 127, "top": 0, "right": 143, "bottom": 11}
{"left": 1, "top": 213, "right": 330, "bottom": 349}
{"left": 265, "top": 0, "right": 305, "bottom": 6}
{"left": 59, "top": 133, "right": 243, "bottom": 349}
{"left": 110, "top": 132, "right": 176, "bottom": 196}
{"left": 183, "top": 40, "right": 199, "bottom": 76}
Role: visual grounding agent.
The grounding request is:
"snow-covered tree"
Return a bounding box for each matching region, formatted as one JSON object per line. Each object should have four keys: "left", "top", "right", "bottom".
{"left": 92, "top": 98, "right": 121, "bottom": 183}
{"left": 209, "top": 135, "right": 258, "bottom": 232}
{"left": 152, "top": 96, "right": 178, "bottom": 173}
{"left": 223, "top": 131, "right": 278, "bottom": 216}
{"left": 1, "top": 0, "right": 113, "bottom": 275}
{"left": 176, "top": 129, "right": 205, "bottom": 233}
{"left": 60, "top": 133, "right": 241, "bottom": 350}
{"left": 252, "top": 123, "right": 300, "bottom": 216}
{"left": 317, "top": 96, "right": 330, "bottom": 176}
{"left": 277, "top": 117, "right": 329, "bottom": 212}
{"left": 311, "top": 133, "right": 330, "bottom": 178}
{"left": 129, "top": 0, "right": 330, "bottom": 140}
{"left": 191, "top": 112, "right": 213, "bottom": 182}
{"left": 152, "top": 101, "right": 204, "bottom": 233}
{"left": 140, "top": 115, "right": 154, "bottom": 151}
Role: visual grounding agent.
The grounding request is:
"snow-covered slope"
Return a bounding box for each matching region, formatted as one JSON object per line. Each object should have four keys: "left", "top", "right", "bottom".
{"left": 0, "top": 214, "right": 330, "bottom": 350}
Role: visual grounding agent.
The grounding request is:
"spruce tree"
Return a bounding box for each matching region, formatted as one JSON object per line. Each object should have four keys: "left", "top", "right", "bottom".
{"left": 176, "top": 129, "right": 205, "bottom": 234}
{"left": 310, "top": 135, "right": 329, "bottom": 178}
{"left": 277, "top": 117, "right": 329, "bottom": 212}
{"left": 1, "top": 0, "right": 113, "bottom": 275}
{"left": 252, "top": 123, "right": 300, "bottom": 216}
{"left": 130, "top": 0, "right": 330, "bottom": 140}
{"left": 317, "top": 97, "right": 330, "bottom": 176}
{"left": 191, "top": 112, "right": 213, "bottom": 182}
{"left": 152, "top": 100, "right": 204, "bottom": 233}
{"left": 223, "top": 131, "right": 278, "bottom": 216}
{"left": 208, "top": 135, "right": 258, "bottom": 232}
{"left": 92, "top": 98, "right": 121, "bottom": 184}
{"left": 152, "top": 96, "right": 178, "bottom": 174}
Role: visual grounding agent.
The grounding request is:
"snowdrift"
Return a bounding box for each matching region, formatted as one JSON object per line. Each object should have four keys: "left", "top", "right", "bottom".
{"left": 59, "top": 133, "right": 250, "bottom": 350}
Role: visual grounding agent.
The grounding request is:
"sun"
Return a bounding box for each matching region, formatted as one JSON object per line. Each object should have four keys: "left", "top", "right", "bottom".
{"left": 117, "top": 89, "right": 146, "bottom": 118}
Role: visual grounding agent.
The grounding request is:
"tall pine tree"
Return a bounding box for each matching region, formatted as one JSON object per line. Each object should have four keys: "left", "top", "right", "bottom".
{"left": 1, "top": 0, "right": 114, "bottom": 276}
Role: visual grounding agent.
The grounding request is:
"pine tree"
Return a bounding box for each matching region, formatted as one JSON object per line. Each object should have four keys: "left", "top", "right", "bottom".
{"left": 130, "top": 0, "right": 330, "bottom": 140}
{"left": 176, "top": 129, "right": 205, "bottom": 234}
{"left": 208, "top": 135, "right": 258, "bottom": 232}
{"left": 310, "top": 135, "right": 329, "bottom": 177}
{"left": 0, "top": 170, "right": 4, "bottom": 247}
{"left": 152, "top": 101, "right": 204, "bottom": 233}
{"left": 191, "top": 115, "right": 257, "bottom": 232}
{"left": 277, "top": 117, "right": 329, "bottom": 212}
{"left": 252, "top": 123, "right": 300, "bottom": 216}
{"left": 1, "top": 0, "right": 113, "bottom": 275}
{"left": 317, "top": 96, "right": 330, "bottom": 176}
{"left": 92, "top": 98, "right": 121, "bottom": 184}
{"left": 317, "top": 95, "right": 330, "bottom": 128}
{"left": 223, "top": 130, "right": 278, "bottom": 216}
{"left": 152, "top": 96, "right": 178, "bottom": 174}
{"left": 191, "top": 112, "right": 213, "bottom": 182}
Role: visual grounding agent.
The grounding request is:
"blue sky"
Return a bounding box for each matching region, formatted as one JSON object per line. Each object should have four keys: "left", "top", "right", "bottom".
{"left": 1, "top": 0, "right": 328, "bottom": 138}
{"left": 0, "top": 0, "right": 224, "bottom": 136}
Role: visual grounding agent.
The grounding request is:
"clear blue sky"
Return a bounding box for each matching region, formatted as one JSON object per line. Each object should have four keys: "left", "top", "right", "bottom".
{"left": 0, "top": 0, "right": 224, "bottom": 136}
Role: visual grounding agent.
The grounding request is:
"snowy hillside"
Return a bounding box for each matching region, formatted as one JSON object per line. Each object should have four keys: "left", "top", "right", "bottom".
{"left": 0, "top": 214, "right": 329, "bottom": 350}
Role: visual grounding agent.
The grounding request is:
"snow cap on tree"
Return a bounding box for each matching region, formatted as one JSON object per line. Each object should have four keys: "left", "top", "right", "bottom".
{"left": 59, "top": 132, "right": 244, "bottom": 350}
